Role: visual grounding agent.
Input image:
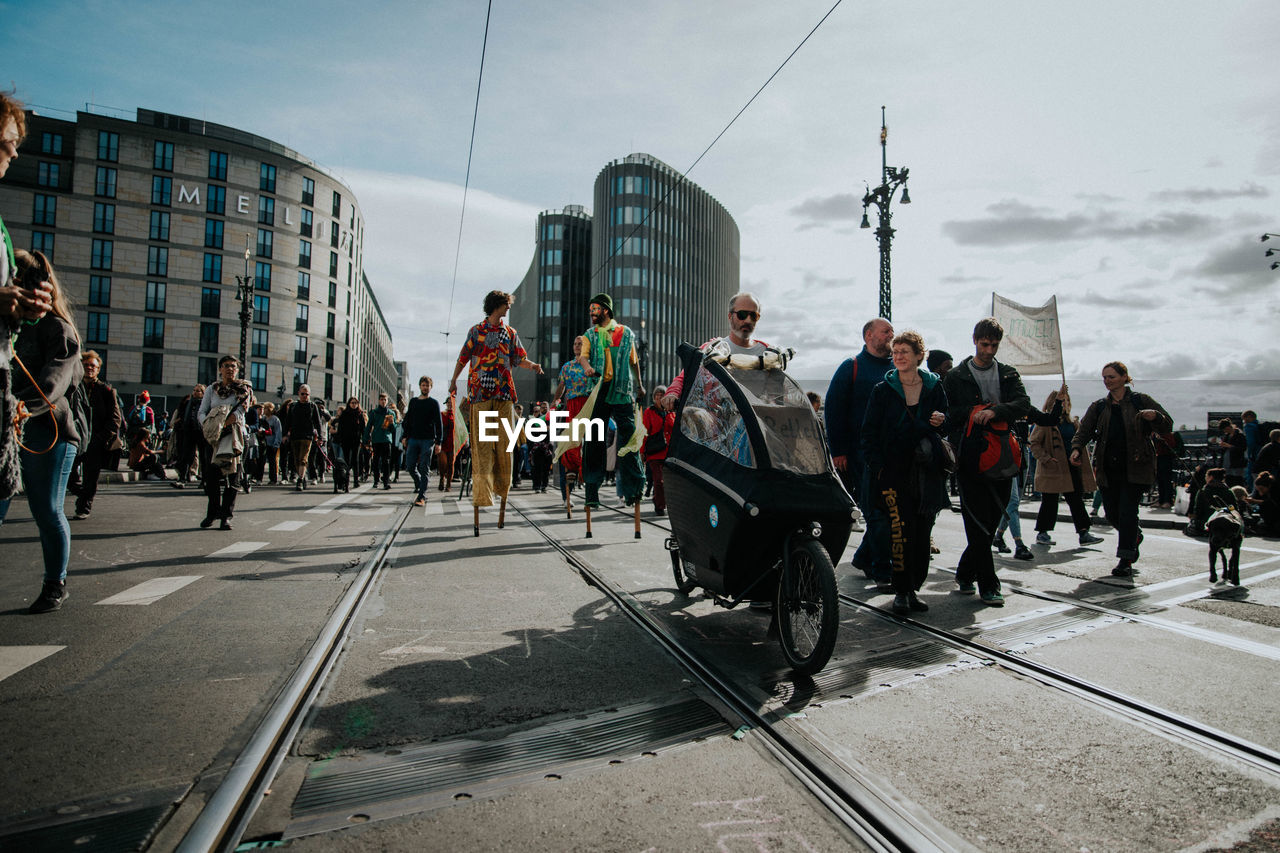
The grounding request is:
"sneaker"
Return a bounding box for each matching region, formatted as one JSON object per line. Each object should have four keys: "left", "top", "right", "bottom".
{"left": 200, "top": 516, "right": 216, "bottom": 529}
{"left": 980, "top": 589, "right": 1004, "bottom": 606}
{"left": 1014, "top": 543, "right": 1034, "bottom": 561}
{"left": 1111, "top": 561, "right": 1135, "bottom": 577}
{"left": 296, "top": 482, "right": 304, "bottom": 492}
{"left": 957, "top": 581, "right": 976, "bottom": 595}
{"left": 73, "top": 511, "right": 91, "bottom": 520}
{"left": 1035, "top": 532, "right": 1055, "bottom": 545}
{"left": 220, "top": 519, "right": 233, "bottom": 531}
{"left": 1078, "top": 531, "right": 1104, "bottom": 546}
{"left": 383, "top": 482, "right": 391, "bottom": 490}
{"left": 28, "top": 581, "right": 68, "bottom": 614}
{"left": 993, "top": 535, "right": 1011, "bottom": 554}
{"left": 891, "top": 593, "right": 911, "bottom": 615}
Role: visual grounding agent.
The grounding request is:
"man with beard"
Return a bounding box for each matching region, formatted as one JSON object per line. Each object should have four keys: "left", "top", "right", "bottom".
{"left": 579, "top": 293, "right": 645, "bottom": 508}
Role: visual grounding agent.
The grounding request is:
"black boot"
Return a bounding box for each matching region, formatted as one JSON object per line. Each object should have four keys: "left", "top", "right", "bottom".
{"left": 29, "top": 581, "right": 68, "bottom": 614}
{"left": 892, "top": 593, "right": 911, "bottom": 615}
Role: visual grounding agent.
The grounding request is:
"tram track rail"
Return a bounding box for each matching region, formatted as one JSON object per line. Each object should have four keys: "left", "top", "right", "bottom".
{"left": 172, "top": 501, "right": 417, "bottom": 853}
{"left": 513, "top": 502, "right": 966, "bottom": 853}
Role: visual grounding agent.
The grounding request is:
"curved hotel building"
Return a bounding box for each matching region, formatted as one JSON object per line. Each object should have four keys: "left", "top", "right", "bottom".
{"left": 511, "top": 153, "right": 739, "bottom": 402}
{"left": 0, "top": 107, "right": 398, "bottom": 414}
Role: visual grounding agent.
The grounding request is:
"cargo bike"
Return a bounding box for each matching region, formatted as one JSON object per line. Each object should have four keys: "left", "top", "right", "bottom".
{"left": 663, "top": 342, "right": 859, "bottom": 675}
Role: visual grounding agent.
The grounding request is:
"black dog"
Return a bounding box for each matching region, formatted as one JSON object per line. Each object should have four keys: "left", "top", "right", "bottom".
{"left": 331, "top": 458, "right": 350, "bottom": 493}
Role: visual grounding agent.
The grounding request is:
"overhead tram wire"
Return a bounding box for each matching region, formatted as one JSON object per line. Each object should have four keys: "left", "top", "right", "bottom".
{"left": 589, "top": 0, "right": 846, "bottom": 286}
{"left": 441, "top": 0, "right": 495, "bottom": 362}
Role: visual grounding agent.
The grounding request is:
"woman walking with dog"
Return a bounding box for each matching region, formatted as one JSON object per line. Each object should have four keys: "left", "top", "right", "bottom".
{"left": 1071, "top": 361, "right": 1173, "bottom": 578}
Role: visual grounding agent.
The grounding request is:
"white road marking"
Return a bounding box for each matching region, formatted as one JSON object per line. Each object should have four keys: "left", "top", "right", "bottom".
{"left": 425, "top": 502, "right": 443, "bottom": 515}
{"left": 306, "top": 483, "right": 374, "bottom": 515}
{"left": 95, "top": 576, "right": 201, "bottom": 606}
{"left": 0, "top": 646, "right": 64, "bottom": 682}
{"left": 207, "top": 541, "right": 269, "bottom": 558}
{"left": 269, "top": 520, "right": 309, "bottom": 532}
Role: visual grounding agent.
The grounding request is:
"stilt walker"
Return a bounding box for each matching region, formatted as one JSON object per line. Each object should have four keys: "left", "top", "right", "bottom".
{"left": 447, "top": 290, "right": 543, "bottom": 536}
{"left": 578, "top": 293, "right": 647, "bottom": 535}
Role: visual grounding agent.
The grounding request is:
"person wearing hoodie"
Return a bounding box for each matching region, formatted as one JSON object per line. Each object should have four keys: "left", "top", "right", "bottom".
{"left": 860, "top": 331, "right": 950, "bottom": 616}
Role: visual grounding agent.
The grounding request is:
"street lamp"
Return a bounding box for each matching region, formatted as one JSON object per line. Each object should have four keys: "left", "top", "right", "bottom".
{"left": 860, "top": 106, "right": 911, "bottom": 321}
{"left": 304, "top": 353, "right": 318, "bottom": 387}
{"left": 636, "top": 317, "right": 649, "bottom": 390}
{"left": 233, "top": 235, "right": 253, "bottom": 370}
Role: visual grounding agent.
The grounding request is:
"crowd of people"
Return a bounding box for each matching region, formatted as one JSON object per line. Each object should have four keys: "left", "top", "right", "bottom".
{"left": 3, "top": 87, "right": 1276, "bottom": 618}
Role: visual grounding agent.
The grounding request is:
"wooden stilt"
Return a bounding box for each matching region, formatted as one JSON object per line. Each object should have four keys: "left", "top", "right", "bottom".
{"left": 634, "top": 499, "right": 642, "bottom": 539}
{"left": 585, "top": 504, "right": 593, "bottom": 539}
{"left": 473, "top": 505, "right": 480, "bottom": 537}
{"left": 498, "top": 496, "right": 506, "bottom": 529}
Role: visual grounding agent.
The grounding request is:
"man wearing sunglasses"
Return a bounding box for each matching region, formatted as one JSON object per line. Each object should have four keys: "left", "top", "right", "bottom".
{"left": 660, "top": 293, "right": 769, "bottom": 412}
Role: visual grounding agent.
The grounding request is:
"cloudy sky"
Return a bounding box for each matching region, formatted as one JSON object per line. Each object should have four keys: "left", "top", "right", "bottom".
{"left": 9, "top": 0, "right": 1279, "bottom": 415}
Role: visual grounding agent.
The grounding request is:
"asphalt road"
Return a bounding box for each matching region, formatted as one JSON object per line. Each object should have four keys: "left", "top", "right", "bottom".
{"left": 2, "top": 474, "right": 1279, "bottom": 852}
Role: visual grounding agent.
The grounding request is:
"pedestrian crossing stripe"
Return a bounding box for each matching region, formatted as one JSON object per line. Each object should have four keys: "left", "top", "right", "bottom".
{"left": 0, "top": 646, "right": 64, "bottom": 683}
{"left": 95, "top": 576, "right": 202, "bottom": 606}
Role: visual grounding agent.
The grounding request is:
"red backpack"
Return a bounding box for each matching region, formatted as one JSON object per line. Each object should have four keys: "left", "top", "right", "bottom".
{"left": 962, "top": 405, "right": 1022, "bottom": 480}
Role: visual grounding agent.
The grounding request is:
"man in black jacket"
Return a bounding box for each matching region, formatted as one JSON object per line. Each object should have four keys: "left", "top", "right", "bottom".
{"left": 285, "top": 384, "right": 324, "bottom": 491}
{"left": 402, "top": 376, "right": 443, "bottom": 506}
{"left": 71, "top": 350, "right": 122, "bottom": 519}
{"left": 942, "top": 318, "right": 1033, "bottom": 606}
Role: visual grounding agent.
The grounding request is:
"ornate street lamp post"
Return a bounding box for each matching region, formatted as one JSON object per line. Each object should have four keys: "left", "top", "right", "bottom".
{"left": 234, "top": 235, "right": 253, "bottom": 370}
{"left": 860, "top": 106, "right": 911, "bottom": 321}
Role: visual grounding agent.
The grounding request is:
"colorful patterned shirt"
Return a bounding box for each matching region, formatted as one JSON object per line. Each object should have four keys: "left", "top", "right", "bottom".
{"left": 457, "top": 321, "right": 526, "bottom": 402}
{"left": 557, "top": 359, "right": 594, "bottom": 401}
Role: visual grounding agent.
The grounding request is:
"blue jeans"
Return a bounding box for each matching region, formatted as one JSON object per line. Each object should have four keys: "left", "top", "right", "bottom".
{"left": 0, "top": 423, "right": 77, "bottom": 584}
{"left": 404, "top": 439, "right": 436, "bottom": 499}
{"left": 997, "top": 475, "right": 1023, "bottom": 540}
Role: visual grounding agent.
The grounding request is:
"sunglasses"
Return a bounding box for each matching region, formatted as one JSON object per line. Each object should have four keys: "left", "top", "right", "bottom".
{"left": 732, "top": 310, "right": 758, "bottom": 321}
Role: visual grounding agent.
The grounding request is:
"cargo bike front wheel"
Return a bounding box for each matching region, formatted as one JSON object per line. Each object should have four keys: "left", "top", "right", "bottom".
{"left": 775, "top": 537, "right": 839, "bottom": 675}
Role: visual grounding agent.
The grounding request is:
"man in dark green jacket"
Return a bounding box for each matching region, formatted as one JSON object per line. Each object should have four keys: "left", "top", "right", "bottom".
{"left": 942, "top": 317, "right": 1033, "bottom": 606}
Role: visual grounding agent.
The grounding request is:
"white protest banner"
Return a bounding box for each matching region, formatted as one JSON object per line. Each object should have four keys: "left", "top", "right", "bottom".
{"left": 990, "top": 293, "right": 1064, "bottom": 375}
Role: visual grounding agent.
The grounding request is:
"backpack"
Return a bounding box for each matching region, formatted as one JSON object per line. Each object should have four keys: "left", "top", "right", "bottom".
{"left": 127, "top": 405, "right": 151, "bottom": 435}
{"left": 962, "top": 404, "right": 1022, "bottom": 480}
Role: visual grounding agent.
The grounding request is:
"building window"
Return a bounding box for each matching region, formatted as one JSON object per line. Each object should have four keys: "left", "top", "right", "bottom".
{"left": 141, "top": 353, "right": 163, "bottom": 384}
{"left": 151, "top": 176, "right": 172, "bottom": 206}
{"left": 329, "top": 280, "right": 338, "bottom": 308}
{"left": 92, "top": 202, "right": 114, "bottom": 233}
{"left": 302, "top": 177, "right": 315, "bottom": 206}
{"left": 328, "top": 252, "right": 338, "bottom": 278}
{"left": 324, "top": 373, "right": 333, "bottom": 401}
{"left": 91, "top": 239, "right": 113, "bottom": 270}
{"left": 255, "top": 229, "right": 273, "bottom": 259}
{"left": 323, "top": 312, "right": 335, "bottom": 339}
{"left": 250, "top": 362, "right": 267, "bottom": 392}
{"left": 87, "top": 312, "right": 109, "bottom": 344}
{"left": 298, "top": 239, "right": 311, "bottom": 269}
{"left": 94, "top": 166, "right": 116, "bottom": 198}
{"left": 294, "top": 334, "right": 307, "bottom": 363}
{"left": 325, "top": 341, "right": 335, "bottom": 370}
{"left": 89, "top": 275, "right": 111, "bottom": 307}
{"left": 300, "top": 208, "right": 313, "bottom": 237}
{"left": 143, "top": 317, "right": 165, "bottom": 348}
{"left": 38, "top": 162, "right": 60, "bottom": 188}
{"left": 201, "top": 287, "right": 221, "bottom": 318}
{"left": 258, "top": 196, "right": 274, "bottom": 226}
{"left": 297, "top": 271, "right": 311, "bottom": 299}
{"left": 331, "top": 191, "right": 341, "bottom": 217}
{"left": 295, "top": 303, "right": 309, "bottom": 332}
{"left": 149, "top": 211, "right": 170, "bottom": 241}
{"left": 145, "top": 281, "right": 167, "bottom": 312}
{"left": 260, "top": 163, "right": 277, "bottom": 193}
{"left": 203, "top": 253, "right": 223, "bottom": 283}
{"left": 33, "top": 194, "right": 56, "bottom": 226}
{"left": 251, "top": 328, "right": 268, "bottom": 358}
{"left": 198, "top": 356, "right": 218, "bottom": 386}
{"left": 31, "top": 232, "right": 54, "bottom": 256}
{"left": 147, "top": 246, "right": 168, "bottom": 277}
{"left": 205, "top": 218, "right": 224, "bottom": 249}
{"left": 255, "top": 261, "right": 272, "bottom": 291}
{"left": 253, "top": 294, "right": 270, "bottom": 325}
{"left": 41, "top": 132, "right": 63, "bottom": 155}
{"left": 207, "top": 185, "right": 226, "bottom": 215}
{"left": 330, "top": 225, "right": 339, "bottom": 248}
{"left": 208, "top": 150, "right": 228, "bottom": 181}
{"left": 97, "top": 131, "right": 119, "bottom": 162}
{"left": 153, "top": 140, "right": 174, "bottom": 171}
{"left": 200, "top": 322, "right": 219, "bottom": 353}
